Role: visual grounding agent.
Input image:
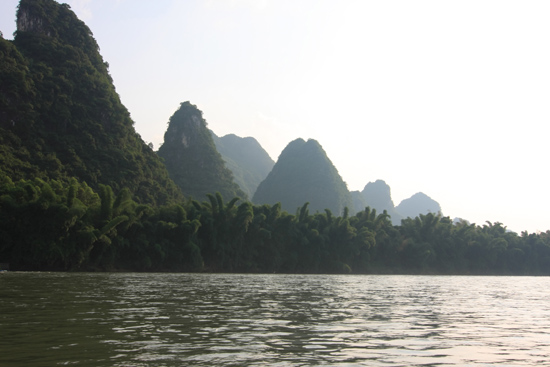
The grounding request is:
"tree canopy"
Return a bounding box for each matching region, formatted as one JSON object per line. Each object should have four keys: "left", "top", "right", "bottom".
{"left": 0, "top": 0, "right": 182, "bottom": 206}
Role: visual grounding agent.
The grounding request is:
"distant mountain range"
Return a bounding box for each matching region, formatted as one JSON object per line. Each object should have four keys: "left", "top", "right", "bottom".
{"left": 352, "top": 180, "right": 441, "bottom": 225}
{"left": 211, "top": 132, "right": 274, "bottom": 199}
{"left": 0, "top": 0, "right": 443, "bottom": 222}
{"left": 351, "top": 180, "right": 403, "bottom": 224}
{"left": 210, "top": 133, "right": 443, "bottom": 222}
{"left": 5, "top": 0, "right": 545, "bottom": 276}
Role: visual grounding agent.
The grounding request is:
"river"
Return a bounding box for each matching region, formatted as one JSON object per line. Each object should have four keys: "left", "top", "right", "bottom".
{"left": 1, "top": 273, "right": 549, "bottom": 366}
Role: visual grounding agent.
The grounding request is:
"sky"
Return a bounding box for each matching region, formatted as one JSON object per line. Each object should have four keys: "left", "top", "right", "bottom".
{"left": 1, "top": 0, "right": 550, "bottom": 233}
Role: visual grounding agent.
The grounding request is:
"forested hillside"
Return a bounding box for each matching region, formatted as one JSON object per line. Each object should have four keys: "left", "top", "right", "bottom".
{"left": 0, "top": 0, "right": 182, "bottom": 205}
{"left": 253, "top": 138, "right": 353, "bottom": 215}
{"left": 157, "top": 102, "right": 245, "bottom": 201}
{"left": 1, "top": 0, "right": 549, "bottom": 275}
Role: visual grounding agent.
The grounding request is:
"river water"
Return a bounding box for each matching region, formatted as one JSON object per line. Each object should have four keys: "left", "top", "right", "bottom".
{"left": 1, "top": 273, "right": 549, "bottom": 366}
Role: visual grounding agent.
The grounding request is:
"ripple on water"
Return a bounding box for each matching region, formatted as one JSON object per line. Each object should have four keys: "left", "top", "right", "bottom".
{"left": 2, "top": 273, "right": 550, "bottom": 366}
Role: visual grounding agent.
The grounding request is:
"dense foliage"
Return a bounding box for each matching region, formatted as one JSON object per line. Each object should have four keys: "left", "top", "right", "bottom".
{"left": 253, "top": 138, "right": 353, "bottom": 215}
{"left": 158, "top": 102, "right": 246, "bottom": 202}
{"left": 1, "top": 1, "right": 549, "bottom": 275}
{"left": 0, "top": 0, "right": 182, "bottom": 205}
{"left": 2, "top": 174, "right": 549, "bottom": 275}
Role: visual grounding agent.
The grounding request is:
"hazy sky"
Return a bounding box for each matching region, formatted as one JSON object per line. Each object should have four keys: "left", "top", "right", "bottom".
{"left": 2, "top": 0, "right": 550, "bottom": 233}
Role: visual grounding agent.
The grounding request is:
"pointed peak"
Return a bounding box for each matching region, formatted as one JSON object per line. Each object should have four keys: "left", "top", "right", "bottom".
{"left": 15, "top": 0, "right": 104, "bottom": 69}
{"left": 363, "top": 179, "right": 390, "bottom": 192}
{"left": 162, "top": 101, "right": 209, "bottom": 148}
{"left": 288, "top": 137, "right": 307, "bottom": 146}
{"left": 17, "top": 0, "right": 92, "bottom": 42}
{"left": 253, "top": 136, "right": 352, "bottom": 214}
{"left": 396, "top": 192, "right": 442, "bottom": 218}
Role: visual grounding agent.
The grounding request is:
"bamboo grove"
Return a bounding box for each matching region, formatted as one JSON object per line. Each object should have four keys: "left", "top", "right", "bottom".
{"left": 1, "top": 175, "right": 550, "bottom": 274}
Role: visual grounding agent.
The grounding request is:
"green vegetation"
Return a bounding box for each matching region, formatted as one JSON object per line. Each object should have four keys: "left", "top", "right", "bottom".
{"left": 158, "top": 102, "right": 246, "bottom": 202}
{"left": 0, "top": 0, "right": 182, "bottom": 206}
{"left": 253, "top": 138, "right": 353, "bottom": 215}
{"left": 1, "top": 174, "right": 549, "bottom": 274}
{"left": 1, "top": 0, "right": 549, "bottom": 275}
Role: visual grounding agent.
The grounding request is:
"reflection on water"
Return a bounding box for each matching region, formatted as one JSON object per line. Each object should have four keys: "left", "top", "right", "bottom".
{"left": 1, "top": 273, "right": 550, "bottom": 366}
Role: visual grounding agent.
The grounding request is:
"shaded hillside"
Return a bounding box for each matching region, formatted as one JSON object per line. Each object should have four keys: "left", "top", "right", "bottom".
{"left": 361, "top": 180, "right": 403, "bottom": 225}
{"left": 211, "top": 132, "right": 274, "bottom": 198}
{"left": 396, "top": 192, "right": 442, "bottom": 219}
{"left": 253, "top": 138, "right": 352, "bottom": 215}
{"left": 157, "top": 102, "right": 245, "bottom": 201}
{"left": 0, "top": 0, "right": 182, "bottom": 205}
{"left": 350, "top": 190, "right": 367, "bottom": 214}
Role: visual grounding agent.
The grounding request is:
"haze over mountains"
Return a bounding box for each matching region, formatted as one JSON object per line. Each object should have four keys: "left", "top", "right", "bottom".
{"left": 7, "top": 0, "right": 550, "bottom": 277}
{"left": 350, "top": 180, "right": 442, "bottom": 225}
{"left": 0, "top": 0, "right": 443, "bottom": 225}
{"left": 157, "top": 100, "right": 442, "bottom": 221}
{"left": 211, "top": 133, "right": 442, "bottom": 221}
{"left": 211, "top": 132, "right": 274, "bottom": 199}
{"left": 252, "top": 138, "right": 353, "bottom": 215}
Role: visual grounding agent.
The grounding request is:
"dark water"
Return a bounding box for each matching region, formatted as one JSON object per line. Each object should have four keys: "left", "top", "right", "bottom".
{"left": 1, "top": 273, "right": 550, "bottom": 366}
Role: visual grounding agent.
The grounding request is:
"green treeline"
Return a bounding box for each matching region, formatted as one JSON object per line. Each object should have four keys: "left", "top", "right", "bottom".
{"left": 4, "top": 0, "right": 548, "bottom": 276}
{"left": 2, "top": 174, "right": 549, "bottom": 274}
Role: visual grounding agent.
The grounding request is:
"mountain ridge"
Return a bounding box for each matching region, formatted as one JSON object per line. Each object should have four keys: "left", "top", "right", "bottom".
{"left": 253, "top": 138, "right": 353, "bottom": 215}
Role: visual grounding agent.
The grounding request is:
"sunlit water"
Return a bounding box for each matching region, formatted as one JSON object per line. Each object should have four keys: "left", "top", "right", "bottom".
{"left": 1, "top": 273, "right": 550, "bottom": 366}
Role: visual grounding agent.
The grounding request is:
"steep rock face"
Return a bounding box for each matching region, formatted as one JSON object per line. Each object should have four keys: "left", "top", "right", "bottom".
{"left": 0, "top": 0, "right": 182, "bottom": 205}
{"left": 253, "top": 138, "right": 352, "bottom": 215}
{"left": 17, "top": 2, "right": 54, "bottom": 36}
{"left": 396, "top": 192, "right": 442, "bottom": 219}
{"left": 361, "top": 180, "right": 403, "bottom": 225}
{"left": 211, "top": 132, "right": 274, "bottom": 198}
{"left": 157, "top": 102, "right": 245, "bottom": 201}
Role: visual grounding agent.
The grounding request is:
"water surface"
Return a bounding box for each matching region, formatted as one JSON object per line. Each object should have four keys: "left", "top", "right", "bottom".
{"left": 1, "top": 273, "right": 549, "bottom": 366}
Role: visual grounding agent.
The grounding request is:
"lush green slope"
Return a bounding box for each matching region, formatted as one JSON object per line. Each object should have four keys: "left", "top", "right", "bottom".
{"left": 157, "top": 102, "right": 246, "bottom": 202}
{"left": 0, "top": 0, "right": 182, "bottom": 205}
{"left": 253, "top": 138, "right": 353, "bottom": 215}
{"left": 2, "top": 1, "right": 549, "bottom": 276}
{"left": 211, "top": 132, "right": 274, "bottom": 198}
